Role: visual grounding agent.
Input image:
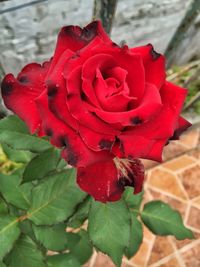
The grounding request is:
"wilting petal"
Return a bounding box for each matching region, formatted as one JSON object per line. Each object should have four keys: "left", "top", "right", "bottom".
{"left": 49, "top": 20, "right": 111, "bottom": 73}
{"left": 77, "top": 158, "right": 144, "bottom": 202}
{"left": 131, "top": 44, "right": 166, "bottom": 89}
{"left": 1, "top": 62, "right": 50, "bottom": 133}
{"left": 170, "top": 116, "right": 191, "bottom": 140}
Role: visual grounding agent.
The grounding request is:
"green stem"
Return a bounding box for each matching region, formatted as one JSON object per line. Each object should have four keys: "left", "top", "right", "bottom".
{"left": 93, "top": 0, "right": 118, "bottom": 35}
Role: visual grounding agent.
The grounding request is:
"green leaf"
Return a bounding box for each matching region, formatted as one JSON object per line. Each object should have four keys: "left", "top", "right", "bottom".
{"left": 28, "top": 169, "right": 86, "bottom": 225}
{"left": 0, "top": 262, "right": 6, "bottom": 267}
{"left": 56, "top": 158, "right": 67, "bottom": 170}
{"left": 141, "top": 201, "right": 194, "bottom": 240}
{"left": 0, "top": 131, "right": 51, "bottom": 153}
{"left": 23, "top": 148, "right": 60, "bottom": 183}
{"left": 67, "top": 196, "right": 91, "bottom": 228}
{"left": 5, "top": 235, "right": 46, "bottom": 267}
{"left": 123, "top": 188, "right": 144, "bottom": 210}
{"left": 125, "top": 213, "right": 143, "bottom": 258}
{"left": 88, "top": 199, "right": 131, "bottom": 267}
{"left": 0, "top": 116, "right": 28, "bottom": 134}
{"left": 0, "top": 197, "right": 8, "bottom": 214}
{"left": 33, "top": 224, "right": 68, "bottom": 251}
{"left": 47, "top": 253, "right": 81, "bottom": 267}
{"left": 1, "top": 143, "right": 33, "bottom": 164}
{"left": 0, "top": 173, "right": 32, "bottom": 210}
{"left": 0, "top": 215, "right": 20, "bottom": 260}
{"left": 67, "top": 230, "right": 93, "bottom": 264}
{"left": 19, "top": 220, "right": 37, "bottom": 242}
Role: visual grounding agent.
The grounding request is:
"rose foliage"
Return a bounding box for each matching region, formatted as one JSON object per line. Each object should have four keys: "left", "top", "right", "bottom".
{"left": 0, "top": 21, "right": 193, "bottom": 267}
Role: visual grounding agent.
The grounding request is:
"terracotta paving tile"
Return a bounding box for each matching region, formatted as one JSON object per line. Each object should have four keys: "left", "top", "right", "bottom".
{"left": 93, "top": 252, "right": 116, "bottom": 267}
{"left": 179, "top": 129, "right": 199, "bottom": 148}
{"left": 162, "top": 142, "right": 188, "bottom": 161}
{"left": 162, "top": 155, "right": 196, "bottom": 172}
{"left": 121, "top": 260, "right": 135, "bottom": 267}
{"left": 188, "top": 146, "right": 200, "bottom": 160}
{"left": 179, "top": 164, "right": 200, "bottom": 199}
{"left": 181, "top": 243, "right": 200, "bottom": 267}
{"left": 130, "top": 240, "right": 150, "bottom": 266}
{"left": 141, "top": 159, "right": 158, "bottom": 170}
{"left": 186, "top": 206, "right": 200, "bottom": 231}
{"left": 147, "top": 169, "right": 187, "bottom": 200}
{"left": 192, "top": 196, "right": 200, "bottom": 208}
{"left": 83, "top": 262, "right": 90, "bottom": 267}
{"left": 147, "top": 236, "right": 174, "bottom": 265}
{"left": 143, "top": 224, "right": 155, "bottom": 242}
{"left": 172, "top": 236, "right": 192, "bottom": 250}
{"left": 147, "top": 188, "right": 187, "bottom": 217}
{"left": 173, "top": 232, "right": 200, "bottom": 250}
{"left": 157, "top": 257, "right": 180, "bottom": 267}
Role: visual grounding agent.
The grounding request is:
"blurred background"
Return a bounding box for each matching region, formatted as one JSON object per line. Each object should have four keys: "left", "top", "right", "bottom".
{"left": 0, "top": 0, "right": 200, "bottom": 72}
{"left": 0, "top": 1, "right": 200, "bottom": 267}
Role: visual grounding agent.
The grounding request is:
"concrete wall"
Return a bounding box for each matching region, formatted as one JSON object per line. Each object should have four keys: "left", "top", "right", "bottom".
{"left": 0, "top": 0, "right": 199, "bottom": 75}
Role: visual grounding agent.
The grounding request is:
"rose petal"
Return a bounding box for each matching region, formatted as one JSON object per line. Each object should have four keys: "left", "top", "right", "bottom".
{"left": 88, "top": 83, "right": 162, "bottom": 126}
{"left": 1, "top": 62, "right": 50, "bottom": 133}
{"left": 131, "top": 44, "right": 166, "bottom": 89}
{"left": 65, "top": 42, "right": 145, "bottom": 106}
{"left": 45, "top": 49, "right": 78, "bottom": 130}
{"left": 94, "top": 68, "right": 133, "bottom": 112}
{"left": 35, "top": 91, "right": 111, "bottom": 167}
{"left": 78, "top": 124, "right": 115, "bottom": 151}
{"left": 170, "top": 116, "right": 191, "bottom": 140}
{"left": 118, "top": 82, "right": 188, "bottom": 161}
{"left": 81, "top": 54, "right": 117, "bottom": 107}
{"left": 77, "top": 160, "right": 121, "bottom": 202}
{"left": 66, "top": 66, "right": 119, "bottom": 135}
{"left": 49, "top": 20, "right": 111, "bottom": 73}
{"left": 77, "top": 158, "right": 144, "bottom": 202}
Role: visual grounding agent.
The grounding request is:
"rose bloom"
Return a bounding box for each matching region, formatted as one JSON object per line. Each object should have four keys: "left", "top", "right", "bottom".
{"left": 1, "top": 21, "right": 191, "bottom": 202}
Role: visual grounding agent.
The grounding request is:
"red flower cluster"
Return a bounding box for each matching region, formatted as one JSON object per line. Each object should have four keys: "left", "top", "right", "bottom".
{"left": 1, "top": 21, "right": 191, "bottom": 202}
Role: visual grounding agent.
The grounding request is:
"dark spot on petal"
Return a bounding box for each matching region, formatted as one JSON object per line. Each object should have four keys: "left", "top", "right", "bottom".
{"left": 1, "top": 80, "right": 13, "bottom": 96}
{"left": 115, "top": 137, "right": 125, "bottom": 154}
{"left": 67, "top": 151, "right": 78, "bottom": 166}
{"left": 67, "top": 93, "right": 73, "bottom": 100}
{"left": 127, "top": 171, "right": 135, "bottom": 186}
{"left": 18, "top": 76, "right": 29, "bottom": 83}
{"left": 47, "top": 84, "right": 58, "bottom": 98}
{"left": 62, "top": 137, "right": 79, "bottom": 166}
{"left": 45, "top": 128, "right": 53, "bottom": 137}
{"left": 63, "top": 25, "right": 81, "bottom": 37}
{"left": 148, "top": 44, "right": 160, "bottom": 60}
{"left": 63, "top": 21, "right": 98, "bottom": 43}
{"left": 131, "top": 116, "right": 143, "bottom": 125}
{"left": 71, "top": 53, "right": 80, "bottom": 59}
{"left": 81, "top": 92, "right": 87, "bottom": 101}
{"left": 117, "top": 176, "right": 134, "bottom": 189}
{"left": 119, "top": 140, "right": 124, "bottom": 154}
{"left": 58, "top": 136, "right": 68, "bottom": 147}
{"left": 82, "top": 21, "right": 98, "bottom": 41}
{"left": 99, "top": 139, "right": 113, "bottom": 150}
{"left": 112, "top": 42, "right": 118, "bottom": 47}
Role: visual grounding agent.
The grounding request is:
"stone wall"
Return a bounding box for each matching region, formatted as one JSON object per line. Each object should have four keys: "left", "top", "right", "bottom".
{"left": 0, "top": 0, "right": 200, "bottom": 75}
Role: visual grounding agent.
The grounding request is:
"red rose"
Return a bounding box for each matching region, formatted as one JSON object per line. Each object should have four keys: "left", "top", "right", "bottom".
{"left": 1, "top": 21, "right": 191, "bottom": 202}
